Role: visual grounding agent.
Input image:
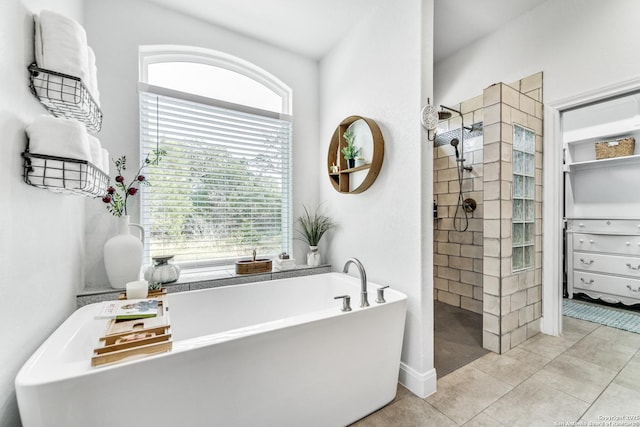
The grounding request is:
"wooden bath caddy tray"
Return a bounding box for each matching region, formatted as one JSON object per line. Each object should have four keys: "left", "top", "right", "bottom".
{"left": 118, "top": 287, "right": 167, "bottom": 300}
{"left": 91, "top": 295, "right": 172, "bottom": 367}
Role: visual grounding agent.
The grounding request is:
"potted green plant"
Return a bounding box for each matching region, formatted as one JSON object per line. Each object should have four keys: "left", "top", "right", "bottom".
{"left": 342, "top": 129, "right": 360, "bottom": 169}
{"left": 297, "top": 205, "right": 336, "bottom": 267}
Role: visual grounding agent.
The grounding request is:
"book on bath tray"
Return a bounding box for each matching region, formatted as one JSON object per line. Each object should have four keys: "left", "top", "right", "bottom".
{"left": 97, "top": 298, "right": 159, "bottom": 320}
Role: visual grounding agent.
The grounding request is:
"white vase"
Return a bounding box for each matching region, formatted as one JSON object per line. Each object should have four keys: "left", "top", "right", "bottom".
{"left": 307, "top": 245, "right": 321, "bottom": 267}
{"left": 104, "top": 215, "right": 144, "bottom": 289}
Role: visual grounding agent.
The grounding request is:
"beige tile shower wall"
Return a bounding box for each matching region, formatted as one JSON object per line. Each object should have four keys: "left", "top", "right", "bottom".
{"left": 434, "top": 96, "right": 484, "bottom": 314}
{"left": 482, "top": 72, "right": 543, "bottom": 354}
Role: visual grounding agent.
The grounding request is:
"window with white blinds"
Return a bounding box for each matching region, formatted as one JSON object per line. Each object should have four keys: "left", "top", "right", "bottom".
{"left": 139, "top": 86, "right": 292, "bottom": 269}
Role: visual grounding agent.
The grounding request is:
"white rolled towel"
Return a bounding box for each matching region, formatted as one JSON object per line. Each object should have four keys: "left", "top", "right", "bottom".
{"left": 33, "top": 14, "right": 76, "bottom": 105}
{"left": 86, "top": 47, "right": 100, "bottom": 106}
{"left": 26, "top": 116, "right": 90, "bottom": 188}
{"left": 87, "top": 135, "right": 102, "bottom": 168}
{"left": 26, "top": 158, "right": 85, "bottom": 190}
{"left": 26, "top": 115, "right": 90, "bottom": 161}
{"left": 101, "top": 148, "right": 110, "bottom": 175}
{"left": 35, "top": 10, "right": 89, "bottom": 83}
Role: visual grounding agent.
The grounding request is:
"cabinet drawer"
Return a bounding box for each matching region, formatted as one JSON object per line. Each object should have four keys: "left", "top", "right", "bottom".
{"left": 573, "top": 252, "right": 640, "bottom": 277}
{"left": 573, "top": 233, "right": 640, "bottom": 255}
{"left": 573, "top": 271, "right": 640, "bottom": 304}
{"left": 568, "top": 219, "right": 640, "bottom": 234}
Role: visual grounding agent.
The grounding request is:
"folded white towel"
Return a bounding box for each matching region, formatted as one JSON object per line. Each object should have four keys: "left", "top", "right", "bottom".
{"left": 86, "top": 47, "right": 100, "bottom": 106}
{"left": 26, "top": 115, "right": 90, "bottom": 161}
{"left": 100, "top": 148, "right": 110, "bottom": 175}
{"left": 87, "top": 135, "right": 102, "bottom": 168}
{"left": 273, "top": 258, "right": 297, "bottom": 271}
{"left": 36, "top": 10, "right": 89, "bottom": 83}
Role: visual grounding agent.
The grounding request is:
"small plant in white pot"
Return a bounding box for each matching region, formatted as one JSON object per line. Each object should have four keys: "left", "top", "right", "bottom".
{"left": 297, "top": 205, "right": 336, "bottom": 267}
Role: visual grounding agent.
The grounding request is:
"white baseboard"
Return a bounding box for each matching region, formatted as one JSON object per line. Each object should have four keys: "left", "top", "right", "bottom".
{"left": 398, "top": 362, "right": 437, "bottom": 398}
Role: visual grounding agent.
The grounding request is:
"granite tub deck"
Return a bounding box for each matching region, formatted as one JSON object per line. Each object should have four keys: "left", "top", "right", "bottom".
{"left": 77, "top": 264, "right": 331, "bottom": 307}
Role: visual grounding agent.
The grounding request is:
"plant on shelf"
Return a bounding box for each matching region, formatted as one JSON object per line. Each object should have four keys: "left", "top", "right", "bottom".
{"left": 341, "top": 128, "right": 360, "bottom": 168}
{"left": 102, "top": 149, "right": 166, "bottom": 217}
{"left": 297, "top": 205, "right": 336, "bottom": 267}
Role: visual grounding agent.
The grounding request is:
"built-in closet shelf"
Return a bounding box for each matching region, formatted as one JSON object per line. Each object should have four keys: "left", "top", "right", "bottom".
{"left": 564, "top": 153, "right": 640, "bottom": 172}
{"left": 28, "top": 63, "right": 103, "bottom": 133}
{"left": 22, "top": 152, "right": 109, "bottom": 198}
{"left": 564, "top": 119, "right": 640, "bottom": 145}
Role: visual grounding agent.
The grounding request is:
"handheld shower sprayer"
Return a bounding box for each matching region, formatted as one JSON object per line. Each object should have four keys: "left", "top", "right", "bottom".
{"left": 450, "top": 138, "right": 460, "bottom": 159}
{"left": 439, "top": 105, "right": 477, "bottom": 233}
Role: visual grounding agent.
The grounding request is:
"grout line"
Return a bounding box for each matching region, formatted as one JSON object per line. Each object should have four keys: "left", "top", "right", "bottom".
{"left": 472, "top": 320, "right": 598, "bottom": 421}
{"left": 572, "top": 328, "right": 640, "bottom": 422}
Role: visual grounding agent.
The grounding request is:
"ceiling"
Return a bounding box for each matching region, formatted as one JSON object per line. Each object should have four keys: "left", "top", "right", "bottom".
{"left": 434, "top": 0, "right": 548, "bottom": 62}
{"left": 144, "top": 0, "right": 548, "bottom": 61}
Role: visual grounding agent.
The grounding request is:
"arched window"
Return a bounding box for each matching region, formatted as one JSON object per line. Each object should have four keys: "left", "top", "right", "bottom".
{"left": 138, "top": 46, "right": 293, "bottom": 268}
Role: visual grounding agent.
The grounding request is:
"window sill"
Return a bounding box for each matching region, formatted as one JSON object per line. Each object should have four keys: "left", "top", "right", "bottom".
{"left": 77, "top": 264, "right": 331, "bottom": 308}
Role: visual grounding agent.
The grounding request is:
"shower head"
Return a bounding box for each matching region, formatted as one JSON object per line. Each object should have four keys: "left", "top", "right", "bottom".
{"left": 439, "top": 105, "right": 462, "bottom": 121}
{"left": 438, "top": 110, "right": 452, "bottom": 120}
{"left": 450, "top": 138, "right": 460, "bottom": 158}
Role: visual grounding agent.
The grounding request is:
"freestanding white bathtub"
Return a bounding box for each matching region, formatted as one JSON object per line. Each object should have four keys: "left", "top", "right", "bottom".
{"left": 16, "top": 272, "right": 407, "bottom": 427}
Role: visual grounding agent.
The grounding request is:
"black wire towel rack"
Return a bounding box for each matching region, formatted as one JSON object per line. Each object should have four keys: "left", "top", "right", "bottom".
{"left": 22, "top": 151, "right": 109, "bottom": 198}
{"left": 28, "top": 63, "right": 103, "bottom": 133}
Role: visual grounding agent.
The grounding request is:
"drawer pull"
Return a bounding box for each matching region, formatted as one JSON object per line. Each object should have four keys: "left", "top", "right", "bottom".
{"left": 626, "top": 242, "right": 631, "bottom": 246}
{"left": 626, "top": 263, "right": 640, "bottom": 271}
{"left": 579, "top": 239, "right": 584, "bottom": 243}
{"left": 580, "top": 278, "right": 594, "bottom": 285}
{"left": 579, "top": 258, "right": 594, "bottom": 265}
{"left": 579, "top": 223, "right": 584, "bottom": 227}
{"left": 627, "top": 285, "right": 640, "bottom": 293}
{"left": 589, "top": 240, "right": 594, "bottom": 244}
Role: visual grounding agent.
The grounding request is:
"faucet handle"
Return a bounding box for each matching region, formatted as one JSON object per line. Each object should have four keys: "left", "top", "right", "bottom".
{"left": 376, "top": 286, "right": 389, "bottom": 304}
{"left": 334, "top": 295, "right": 352, "bottom": 312}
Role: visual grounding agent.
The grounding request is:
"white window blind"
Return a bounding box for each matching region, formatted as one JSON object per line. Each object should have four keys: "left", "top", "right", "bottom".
{"left": 139, "top": 87, "right": 292, "bottom": 268}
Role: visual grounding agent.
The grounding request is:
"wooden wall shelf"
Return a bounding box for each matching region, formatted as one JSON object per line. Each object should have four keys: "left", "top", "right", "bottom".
{"left": 327, "top": 115, "right": 384, "bottom": 194}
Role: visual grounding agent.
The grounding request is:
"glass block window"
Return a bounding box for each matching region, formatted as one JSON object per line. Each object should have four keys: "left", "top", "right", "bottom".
{"left": 512, "top": 124, "right": 536, "bottom": 271}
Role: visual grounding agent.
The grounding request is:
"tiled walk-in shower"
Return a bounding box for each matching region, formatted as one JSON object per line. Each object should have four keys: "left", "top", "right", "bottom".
{"left": 434, "top": 72, "right": 544, "bottom": 354}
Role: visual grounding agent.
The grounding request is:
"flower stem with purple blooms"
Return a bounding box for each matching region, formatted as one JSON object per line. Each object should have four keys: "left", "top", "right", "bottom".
{"left": 102, "top": 150, "right": 165, "bottom": 217}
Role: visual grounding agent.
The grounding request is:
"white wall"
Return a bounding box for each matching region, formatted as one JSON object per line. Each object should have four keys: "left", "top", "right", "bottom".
{"left": 320, "top": 0, "right": 436, "bottom": 397}
{"left": 83, "top": 0, "right": 320, "bottom": 286}
{"left": 0, "top": 1, "right": 84, "bottom": 425}
{"left": 435, "top": 0, "right": 640, "bottom": 107}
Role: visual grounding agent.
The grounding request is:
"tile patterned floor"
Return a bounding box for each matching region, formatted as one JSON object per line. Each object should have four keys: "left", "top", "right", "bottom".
{"left": 353, "top": 317, "right": 640, "bottom": 426}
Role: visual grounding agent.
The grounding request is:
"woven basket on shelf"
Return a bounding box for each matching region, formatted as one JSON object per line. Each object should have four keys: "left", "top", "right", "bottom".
{"left": 595, "top": 137, "right": 635, "bottom": 160}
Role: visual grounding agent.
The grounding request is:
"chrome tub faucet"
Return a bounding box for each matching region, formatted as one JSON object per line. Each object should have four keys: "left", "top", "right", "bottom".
{"left": 343, "top": 258, "right": 369, "bottom": 307}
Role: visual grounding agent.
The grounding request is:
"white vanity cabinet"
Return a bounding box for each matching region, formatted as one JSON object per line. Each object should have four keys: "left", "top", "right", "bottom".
{"left": 562, "top": 92, "right": 640, "bottom": 306}
{"left": 566, "top": 219, "right": 640, "bottom": 305}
